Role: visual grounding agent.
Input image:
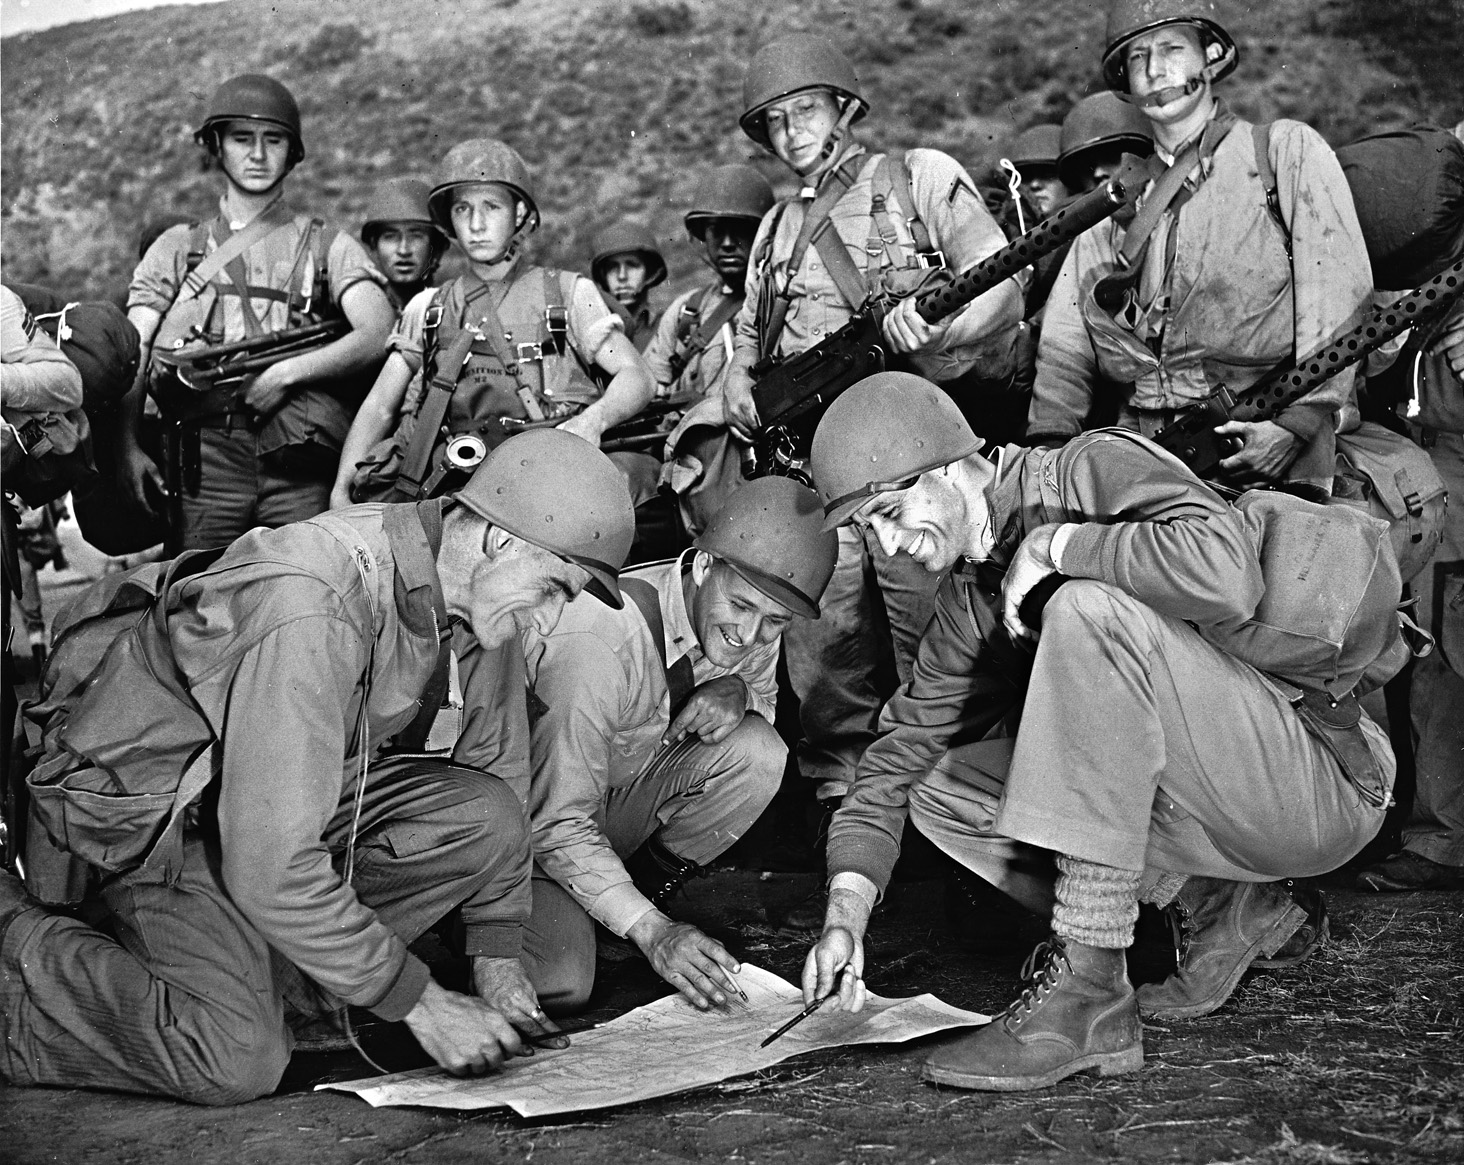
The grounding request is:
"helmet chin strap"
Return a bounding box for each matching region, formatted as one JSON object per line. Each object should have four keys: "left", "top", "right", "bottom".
{"left": 798, "top": 99, "right": 861, "bottom": 186}
{"left": 1119, "top": 43, "right": 1233, "bottom": 108}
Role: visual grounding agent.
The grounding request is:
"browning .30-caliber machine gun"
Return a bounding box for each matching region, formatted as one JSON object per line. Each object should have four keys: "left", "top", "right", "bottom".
{"left": 749, "top": 157, "right": 1147, "bottom": 480}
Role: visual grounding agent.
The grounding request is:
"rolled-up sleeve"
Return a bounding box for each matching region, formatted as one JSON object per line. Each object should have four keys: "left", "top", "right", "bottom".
{"left": 1, "top": 287, "right": 84, "bottom": 413}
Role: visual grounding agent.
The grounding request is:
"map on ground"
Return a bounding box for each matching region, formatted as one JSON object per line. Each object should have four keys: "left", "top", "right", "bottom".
{"left": 320, "top": 964, "right": 988, "bottom": 1116}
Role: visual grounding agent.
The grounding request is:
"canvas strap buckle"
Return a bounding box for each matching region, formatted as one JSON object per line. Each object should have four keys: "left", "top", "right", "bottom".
{"left": 515, "top": 341, "right": 546, "bottom": 362}
{"left": 916, "top": 249, "right": 947, "bottom": 270}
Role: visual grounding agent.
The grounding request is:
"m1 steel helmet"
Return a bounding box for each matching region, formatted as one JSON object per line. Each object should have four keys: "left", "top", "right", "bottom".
{"left": 194, "top": 74, "right": 304, "bottom": 165}
{"left": 590, "top": 221, "right": 668, "bottom": 291}
{"left": 1101, "top": 0, "right": 1238, "bottom": 92}
{"left": 428, "top": 139, "right": 540, "bottom": 235}
{"left": 739, "top": 34, "right": 868, "bottom": 149}
{"left": 360, "top": 177, "right": 450, "bottom": 247}
{"left": 694, "top": 477, "right": 837, "bottom": 619}
{"left": 1057, "top": 93, "right": 1155, "bottom": 188}
{"left": 453, "top": 429, "right": 635, "bottom": 608}
{"left": 810, "top": 372, "right": 983, "bottom": 529}
{"left": 683, "top": 165, "right": 777, "bottom": 240}
{"left": 1008, "top": 124, "right": 1064, "bottom": 176}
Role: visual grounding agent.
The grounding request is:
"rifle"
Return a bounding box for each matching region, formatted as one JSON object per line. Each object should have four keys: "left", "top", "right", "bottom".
{"left": 1153, "top": 259, "right": 1464, "bottom": 477}
{"left": 149, "top": 319, "right": 351, "bottom": 553}
{"left": 749, "top": 157, "right": 1148, "bottom": 479}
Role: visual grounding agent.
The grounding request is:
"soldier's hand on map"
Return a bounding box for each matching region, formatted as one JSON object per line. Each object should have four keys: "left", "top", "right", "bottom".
{"left": 629, "top": 912, "right": 744, "bottom": 1010}
{"left": 242, "top": 363, "right": 295, "bottom": 419}
{"left": 881, "top": 295, "right": 948, "bottom": 355}
{"left": 664, "top": 676, "right": 749, "bottom": 746}
{"left": 473, "top": 956, "right": 568, "bottom": 1050}
{"left": 722, "top": 371, "right": 761, "bottom": 441}
{"left": 403, "top": 978, "right": 527, "bottom": 1076}
{"left": 803, "top": 920, "right": 868, "bottom": 1015}
{"left": 1215, "top": 418, "right": 1301, "bottom": 484}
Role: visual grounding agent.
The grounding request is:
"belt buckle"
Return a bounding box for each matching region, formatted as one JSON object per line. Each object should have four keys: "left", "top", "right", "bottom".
{"left": 515, "top": 342, "right": 545, "bottom": 362}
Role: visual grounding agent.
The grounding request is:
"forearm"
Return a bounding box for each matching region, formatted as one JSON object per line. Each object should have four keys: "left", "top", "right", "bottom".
{"left": 0, "top": 360, "right": 84, "bottom": 412}
{"left": 587, "top": 359, "right": 655, "bottom": 430}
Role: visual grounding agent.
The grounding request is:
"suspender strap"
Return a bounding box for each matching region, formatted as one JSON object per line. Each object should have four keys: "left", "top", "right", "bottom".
{"left": 680, "top": 292, "right": 742, "bottom": 363}
{"left": 882, "top": 151, "right": 933, "bottom": 254}
{"left": 812, "top": 216, "right": 874, "bottom": 311}
{"left": 471, "top": 268, "right": 547, "bottom": 422}
{"left": 1252, "top": 122, "right": 1293, "bottom": 258}
{"left": 620, "top": 576, "right": 696, "bottom": 716}
{"left": 383, "top": 499, "right": 453, "bottom": 753}
{"left": 179, "top": 201, "right": 295, "bottom": 300}
{"left": 1119, "top": 111, "right": 1235, "bottom": 267}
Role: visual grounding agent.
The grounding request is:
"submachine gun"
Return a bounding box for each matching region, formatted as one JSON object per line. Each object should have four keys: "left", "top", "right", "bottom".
{"left": 150, "top": 319, "right": 350, "bottom": 552}
{"left": 1152, "top": 259, "right": 1464, "bottom": 476}
{"left": 749, "top": 158, "right": 1147, "bottom": 479}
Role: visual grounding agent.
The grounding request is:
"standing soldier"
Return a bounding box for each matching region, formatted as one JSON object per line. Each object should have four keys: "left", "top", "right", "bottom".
{"left": 590, "top": 221, "right": 669, "bottom": 352}
{"left": 718, "top": 34, "right": 1024, "bottom": 927}
{"left": 119, "top": 74, "right": 396, "bottom": 550}
{"left": 1026, "top": 0, "right": 1372, "bottom": 496}
{"left": 359, "top": 177, "right": 450, "bottom": 315}
{"left": 649, "top": 163, "right": 777, "bottom": 534}
{"left": 332, "top": 139, "right": 656, "bottom": 510}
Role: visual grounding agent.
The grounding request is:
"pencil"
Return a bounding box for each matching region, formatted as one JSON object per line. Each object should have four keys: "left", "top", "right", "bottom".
{"left": 525, "top": 1021, "right": 602, "bottom": 1048}
{"left": 759, "top": 991, "right": 832, "bottom": 1048}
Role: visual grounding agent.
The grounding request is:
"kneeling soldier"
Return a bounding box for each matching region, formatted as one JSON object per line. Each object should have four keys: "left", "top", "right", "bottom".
{"left": 800, "top": 373, "right": 1398, "bottom": 1090}
{"left": 521, "top": 478, "right": 837, "bottom": 1013}
{"left": 0, "top": 430, "right": 634, "bottom": 1104}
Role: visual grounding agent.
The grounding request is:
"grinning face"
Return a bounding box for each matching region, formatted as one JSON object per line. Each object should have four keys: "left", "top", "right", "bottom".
{"left": 457, "top": 532, "right": 590, "bottom": 649}
{"left": 602, "top": 254, "right": 649, "bottom": 305}
{"left": 764, "top": 88, "right": 843, "bottom": 176}
{"left": 851, "top": 466, "right": 992, "bottom": 573}
{"left": 689, "top": 556, "right": 795, "bottom": 670}
{"left": 371, "top": 224, "right": 437, "bottom": 286}
{"left": 448, "top": 182, "right": 522, "bottom": 266}
{"left": 218, "top": 120, "right": 292, "bottom": 194}
{"left": 1125, "top": 23, "right": 1211, "bottom": 126}
{"left": 699, "top": 217, "right": 759, "bottom": 286}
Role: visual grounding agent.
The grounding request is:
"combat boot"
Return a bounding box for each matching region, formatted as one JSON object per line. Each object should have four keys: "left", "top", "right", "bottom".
{"left": 1137, "top": 877, "right": 1305, "bottom": 1020}
{"left": 920, "top": 936, "right": 1142, "bottom": 1090}
{"left": 623, "top": 835, "right": 706, "bottom": 911}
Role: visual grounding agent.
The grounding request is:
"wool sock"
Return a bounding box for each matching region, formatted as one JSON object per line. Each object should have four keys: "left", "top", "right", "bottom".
{"left": 1139, "top": 868, "right": 1189, "bottom": 908}
{"left": 1052, "top": 855, "right": 1141, "bottom": 949}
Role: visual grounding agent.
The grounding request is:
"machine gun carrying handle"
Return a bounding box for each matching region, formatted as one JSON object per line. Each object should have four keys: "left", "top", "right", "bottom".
{"left": 913, "top": 153, "right": 1148, "bottom": 326}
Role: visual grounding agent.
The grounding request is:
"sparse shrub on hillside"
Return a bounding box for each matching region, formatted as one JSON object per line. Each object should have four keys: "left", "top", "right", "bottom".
{"left": 298, "top": 22, "right": 372, "bottom": 68}
{"left": 630, "top": 1, "right": 695, "bottom": 38}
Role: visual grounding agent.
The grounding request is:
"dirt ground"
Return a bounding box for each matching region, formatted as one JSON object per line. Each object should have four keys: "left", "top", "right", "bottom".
{"left": 5, "top": 527, "right": 1462, "bottom": 1165}
{"left": 3, "top": 866, "right": 1460, "bottom": 1165}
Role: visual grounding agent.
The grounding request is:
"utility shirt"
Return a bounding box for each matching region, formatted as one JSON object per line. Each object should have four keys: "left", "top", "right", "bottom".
{"left": 523, "top": 551, "right": 779, "bottom": 936}
{"left": 735, "top": 146, "right": 1020, "bottom": 383}
{"left": 644, "top": 282, "right": 741, "bottom": 400}
{"left": 167, "top": 501, "right": 530, "bottom": 1020}
{"left": 0, "top": 285, "right": 84, "bottom": 413}
{"left": 826, "top": 432, "right": 1271, "bottom": 898}
{"left": 1030, "top": 113, "right": 1372, "bottom": 487}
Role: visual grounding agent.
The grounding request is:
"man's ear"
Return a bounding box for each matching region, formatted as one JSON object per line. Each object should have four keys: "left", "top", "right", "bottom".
{"left": 690, "top": 550, "right": 714, "bottom": 586}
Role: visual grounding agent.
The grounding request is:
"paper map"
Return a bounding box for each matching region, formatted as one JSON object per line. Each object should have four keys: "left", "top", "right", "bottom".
{"left": 320, "top": 964, "right": 988, "bottom": 1117}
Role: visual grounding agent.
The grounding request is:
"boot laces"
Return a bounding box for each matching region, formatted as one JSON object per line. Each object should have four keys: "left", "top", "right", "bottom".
{"left": 1167, "top": 899, "right": 1195, "bottom": 965}
{"left": 1003, "top": 938, "right": 1072, "bottom": 1023}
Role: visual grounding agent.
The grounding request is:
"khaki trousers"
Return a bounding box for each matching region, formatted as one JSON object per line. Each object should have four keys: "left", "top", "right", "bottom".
{"left": 181, "top": 424, "right": 333, "bottom": 551}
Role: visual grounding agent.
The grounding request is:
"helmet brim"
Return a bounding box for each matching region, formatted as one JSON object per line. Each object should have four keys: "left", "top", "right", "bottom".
{"left": 818, "top": 441, "right": 983, "bottom": 531}
{"left": 723, "top": 560, "right": 819, "bottom": 621}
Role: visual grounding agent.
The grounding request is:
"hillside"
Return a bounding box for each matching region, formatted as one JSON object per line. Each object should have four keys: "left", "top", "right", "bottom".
{"left": 2, "top": 0, "right": 1460, "bottom": 305}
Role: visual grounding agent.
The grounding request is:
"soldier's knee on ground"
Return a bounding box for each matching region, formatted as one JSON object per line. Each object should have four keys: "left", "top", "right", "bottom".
{"left": 183, "top": 1019, "right": 291, "bottom": 1106}
{"left": 433, "top": 768, "right": 530, "bottom": 874}
{"left": 532, "top": 946, "right": 597, "bottom": 1017}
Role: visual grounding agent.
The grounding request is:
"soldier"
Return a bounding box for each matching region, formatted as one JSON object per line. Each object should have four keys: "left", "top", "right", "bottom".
{"left": 800, "top": 373, "right": 1396, "bottom": 1091}
{"left": 589, "top": 220, "right": 669, "bottom": 352}
{"left": 718, "top": 35, "right": 1024, "bottom": 928}
{"left": 649, "top": 163, "right": 777, "bottom": 534}
{"left": 0, "top": 431, "right": 636, "bottom": 1104}
{"left": 119, "top": 74, "right": 396, "bottom": 549}
{"left": 1026, "top": 0, "right": 1372, "bottom": 497}
{"left": 1006, "top": 123, "right": 1068, "bottom": 220}
{"left": 359, "top": 177, "right": 450, "bottom": 314}
{"left": 331, "top": 138, "right": 656, "bottom": 510}
{"left": 1056, "top": 92, "right": 1154, "bottom": 195}
{"left": 520, "top": 477, "right": 837, "bottom": 1013}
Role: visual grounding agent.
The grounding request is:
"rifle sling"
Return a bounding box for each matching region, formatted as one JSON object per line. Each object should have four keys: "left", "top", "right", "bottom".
{"left": 620, "top": 576, "right": 695, "bottom": 717}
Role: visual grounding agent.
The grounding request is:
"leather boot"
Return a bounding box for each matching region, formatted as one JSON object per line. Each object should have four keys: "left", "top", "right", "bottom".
{"left": 920, "top": 936, "right": 1142, "bottom": 1090}
{"left": 623, "top": 835, "right": 705, "bottom": 912}
{"left": 778, "top": 796, "right": 841, "bottom": 935}
{"left": 1137, "top": 877, "right": 1305, "bottom": 1019}
{"left": 1252, "top": 879, "right": 1329, "bottom": 970}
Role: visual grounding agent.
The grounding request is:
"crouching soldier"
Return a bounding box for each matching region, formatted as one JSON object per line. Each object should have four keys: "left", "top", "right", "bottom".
{"left": 520, "top": 478, "right": 837, "bottom": 1013}
{"left": 801, "top": 373, "right": 1398, "bottom": 1091}
{"left": 650, "top": 163, "right": 777, "bottom": 535}
{"left": 333, "top": 138, "right": 656, "bottom": 509}
{"left": 0, "top": 430, "right": 635, "bottom": 1104}
{"left": 590, "top": 221, "right": 669, "bottom": 352}
{"left": 360, "top": 177, "right": 451, "bottom": 314}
